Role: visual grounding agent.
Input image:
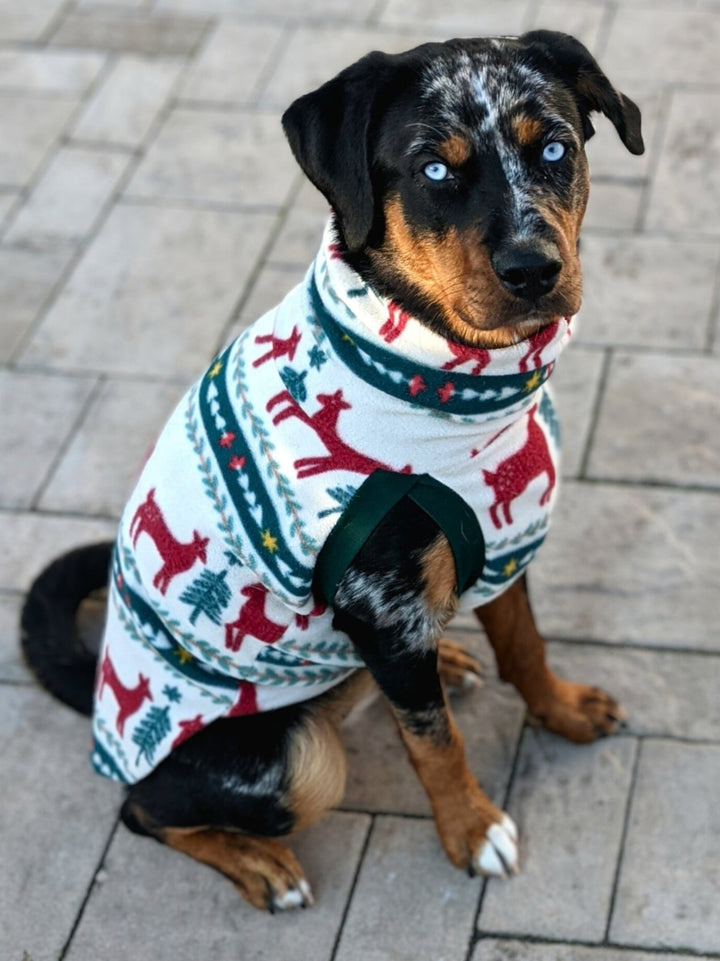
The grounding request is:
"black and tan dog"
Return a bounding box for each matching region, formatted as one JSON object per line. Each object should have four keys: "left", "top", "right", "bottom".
{"left": 22, "top": 31, "right": 643, "bottom": 912}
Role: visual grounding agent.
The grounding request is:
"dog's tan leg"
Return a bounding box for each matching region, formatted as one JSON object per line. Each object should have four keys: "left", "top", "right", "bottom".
{"left": 333, "top": 502, "right": 519, "bottom": 878}
{"left": 475, "top": 577, "right": 625, "bottom": 742}
{"left": 122, "top": 674, "right": 372, "bottom": 912}
{"left": 160, "top": 828, "right": 314, "bottom": 911}
{"left": 397, "top": 699, "right": 518, "bottom": 876}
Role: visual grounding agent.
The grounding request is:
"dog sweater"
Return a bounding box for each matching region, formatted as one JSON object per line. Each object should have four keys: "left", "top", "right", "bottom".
{"left": 91, "top": 220, "right": 572, "bottom": 784}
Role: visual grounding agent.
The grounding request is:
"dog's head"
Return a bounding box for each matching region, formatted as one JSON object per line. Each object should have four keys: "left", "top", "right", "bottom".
{"left": 283, "top": 32, "right": 643, "bottom": 347}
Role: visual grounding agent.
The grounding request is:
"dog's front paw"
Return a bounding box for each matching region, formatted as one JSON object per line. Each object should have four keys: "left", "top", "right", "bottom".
{"left": 438, "top": 800, "right": 520, "bottom": 880}
{"left": 472, "top": 813, "right": 519, "bottom": 879}
{"left": 437, "top": 637, "right": 483, "bottom": 691}
{"left": 530, "top": 678, "right": 626, "bottom": 743}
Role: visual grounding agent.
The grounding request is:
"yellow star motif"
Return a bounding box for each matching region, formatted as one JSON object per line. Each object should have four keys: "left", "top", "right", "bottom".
{"left": 503, "top": 557, "right": 518, "bottom": 577}
{"left": 523, "top": 370, "right": 542, "bottom": 392}
{"left": 341, "top": 333, "right": 355, "bottom": 346}
{"left": 175, "top": 647, "right": 193, "bottom": 665}
{"left": 208, "top": 360, "right": 223, "bottom": 378}
{"left": 261, "top": 529, "right": 279, "bottom": 553}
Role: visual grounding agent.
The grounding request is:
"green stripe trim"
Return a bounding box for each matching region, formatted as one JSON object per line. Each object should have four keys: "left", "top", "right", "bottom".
{"left": 310, "top": 275, "right": 551, "bottom": 415}
{"left": 195, "top": 344, "right": 314, "bottom": 599}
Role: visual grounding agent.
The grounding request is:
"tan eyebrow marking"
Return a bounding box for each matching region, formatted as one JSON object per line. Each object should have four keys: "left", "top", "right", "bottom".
{"left": 438, "top": 135, "right": 471, "bottom": 166}
{"left": 512, "top": 116, "right": 543, "bottom": 146}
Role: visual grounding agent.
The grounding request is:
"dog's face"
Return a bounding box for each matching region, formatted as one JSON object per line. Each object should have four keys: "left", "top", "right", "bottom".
{"left": 283, "top": 32, "right": 643, "bottom": 347}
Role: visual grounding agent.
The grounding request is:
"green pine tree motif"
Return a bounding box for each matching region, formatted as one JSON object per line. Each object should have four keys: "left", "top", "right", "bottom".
{"left": 539, "top": 389, "right": 561, "bottom": 447}
{"left": 179, "top": 568, "right": 232, "bottom": 626}
{"left": 280, "top": 365, "right": 308, "bottom": 402}
{"left": 132, "top": 705, "right": 171, "bottom": 766}
{"left": 318, "top": 484, "right": 357, "bottom": 519}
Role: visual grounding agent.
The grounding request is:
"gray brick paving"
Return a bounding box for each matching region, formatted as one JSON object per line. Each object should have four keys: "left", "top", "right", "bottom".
{"left": 531, "top": 484, "right": 720, "bottom": 649}
{"left": 5, "top": 145, "right": 130, "bottom": 246}
{"left": 0, "top": 245, "right": 73, "bottom": 362}
{"left": 589, "top": 353, "right": 720, "bottom": 486}
{"left": 0, "top": 369, "right": 96, "bottom": 508}
{"left": 473, "top": 942, "right": 716, "bottom": 961}
{"left": 72, "top": 55, "right": 185, "bottom": 147}
{"left": 65, "top": 812, "right": 371, "bottom": 961}
{"left": 334, "top": 816, "right": 482, "bottom": 961}
{"left": 548, "top": 343, "right": 606, "bottom": 477}
{"left": 125, "top": 107, "right": 298, "bottom": 207}
{"left": 479, "top": 733, "right": 637, "bottom": 942}
{"left": 646, "top": 89, "right": 720, "bottom": 237}
{"left": 0, "top": 592, "right": 26, "bottom": 682}
{"left": 0, "top": 93, "right": 79, "bottom": 187}
{"left": 0, "top": 687, "right": 122, "bottom": 961}
{"left": 20, "top": 204, "right": 277, "bottom": 377}
{"left": 2, "top": 1, "right": 719, "bottom": 958}
{"left": 38, "top": 378, "right": 186, "bottom": 516}
{"left": 50, "top": 10, "right": 210, "bottom": 57}
{"left": 610, "top": 741, "right": 720, "bottom": 952}
{"left": 577, "top": 235, "right": 719, "bottom": 350}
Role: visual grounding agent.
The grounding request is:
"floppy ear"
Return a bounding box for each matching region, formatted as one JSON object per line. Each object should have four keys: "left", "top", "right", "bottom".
{"left": 282, "top": 51, "right": 395, "bottom": 252}
{"left": 521, "top": 30, "right": 644, "bottom": 155}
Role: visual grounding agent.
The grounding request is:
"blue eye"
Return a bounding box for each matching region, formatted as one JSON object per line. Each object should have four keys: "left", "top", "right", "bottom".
{"left": 423, "top": 161, "right": 450, "bottom": 181}
{"left": 542, "top": 141, "right": 566, "bottom": 162}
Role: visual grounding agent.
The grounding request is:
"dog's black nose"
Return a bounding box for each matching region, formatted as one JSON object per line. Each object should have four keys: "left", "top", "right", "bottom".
{"left": 492, "top": 243, "right": 562, "bottom": 301}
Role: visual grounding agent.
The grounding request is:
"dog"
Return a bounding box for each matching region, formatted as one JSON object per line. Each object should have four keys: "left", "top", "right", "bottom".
{"left": 21, "top": 31, "right": 643, "bottom": 912}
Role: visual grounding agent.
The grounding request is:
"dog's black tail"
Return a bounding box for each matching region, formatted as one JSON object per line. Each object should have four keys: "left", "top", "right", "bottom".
{"left": 21, "top": 542, "right": 114, "bottom": 716}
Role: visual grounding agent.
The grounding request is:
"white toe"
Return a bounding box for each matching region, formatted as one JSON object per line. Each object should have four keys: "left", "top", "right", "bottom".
{"left": 501, "top": 813, "right": 518, "bottom": 842}
{"left": 474, "top": 815, "right": 519, "bottom": 878}
{"left": 477, "top": 840, "right": 505, "bottom": 876}
{"left": 273, "top": 880, "right": 314, "bottom": 910}
{"left": 298, "top": 878, "right": 315, "bottom": 905}
{"left": 487, "top": 822, "right": 519, "bottom": 874}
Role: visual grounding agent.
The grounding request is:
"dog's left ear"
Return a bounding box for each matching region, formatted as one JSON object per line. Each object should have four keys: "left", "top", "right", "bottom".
{"left": 282, "top": 51, "right": 396, "bottom": 252}
{"left": 521, "top": 30, "right": 644, "bottom": 155}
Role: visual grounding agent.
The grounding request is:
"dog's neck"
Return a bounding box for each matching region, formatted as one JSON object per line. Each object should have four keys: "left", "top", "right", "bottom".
{"left": 310, "top": 219, "right": 573, "bottom": 420}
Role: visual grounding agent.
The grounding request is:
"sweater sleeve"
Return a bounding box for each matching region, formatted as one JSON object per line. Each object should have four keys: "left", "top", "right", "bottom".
{"left": 313, "top": 469, "right": 485, "bottom": 605}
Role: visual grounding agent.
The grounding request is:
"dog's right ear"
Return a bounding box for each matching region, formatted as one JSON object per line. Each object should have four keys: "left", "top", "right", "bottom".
{"left": 282, "top": 52, "right": 394, "bottom": 253}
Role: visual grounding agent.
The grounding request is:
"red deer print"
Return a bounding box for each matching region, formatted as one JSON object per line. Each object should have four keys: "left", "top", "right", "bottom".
{"left": 229, "top": 680, "right": 259, "bottom": 716}
{"left": 171, "top": 713, "right": 205, "bottom": 750}
{"left": 483, "top": 405, "right": 556, "bottom": 529}
{"left": 224, "top": 584, "right": 286, "bottom": 652}
{"left": 442, "top": 341, "right": 491, "bottom": 375}
{"left": 266, "top": 389, "right": 412, "bottom": 478}
{"left": 97, "top": 650, "right": 152, "bottom": 736}
{"left": 519, "top": 322, "right": 560, "bottom": 372}
{"left": 379, "top": 303, "right": 411, "bottom": 343}
{"left": 253, "top": 326, "right": 301, "bottom": 367}
{"left": 295, "top": 601, "right": 327, "bottom": 631}
{"left": 130, "top": 488, "right": 209, "bottom": 595}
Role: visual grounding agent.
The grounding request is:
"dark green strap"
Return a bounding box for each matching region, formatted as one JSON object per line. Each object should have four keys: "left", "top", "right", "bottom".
{"left": 313, "top": 469, "right": 485, "bottom": 604}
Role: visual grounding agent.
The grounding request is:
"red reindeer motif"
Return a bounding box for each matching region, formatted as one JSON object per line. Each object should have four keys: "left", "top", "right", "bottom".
{"left": 171, "top": 713, "right": 205, "bottom": 750}
{"left": 295, "top": 601, "right": 327, "bottom": 631}
{"left": 442, "top": 341, "right": 491, "bottom": 375}
{"left": 483, "top": 405, "right": 555, "bottom": 529}
{"left": 519, "top": 322, "right": 560, "bottom": 372}
{"left": 266, "top": 389, "right": 412, "bottom": 478}
{"left": 130, "top": 488, "right": 209, "bottom": 595}
{"left": 253, "top": 326, "right": 302, "bottom": 367}
{"left": 97, "top": 650, "right": 152, "bottom": 736}
{"left": 379, "top": 303, "right": 411, "bottom": 343}
{"left": 229, "top": 680, "right": 259, "bottom": 716}
{"left": 224, "top": 584, "right": 287, "bottom": 652}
